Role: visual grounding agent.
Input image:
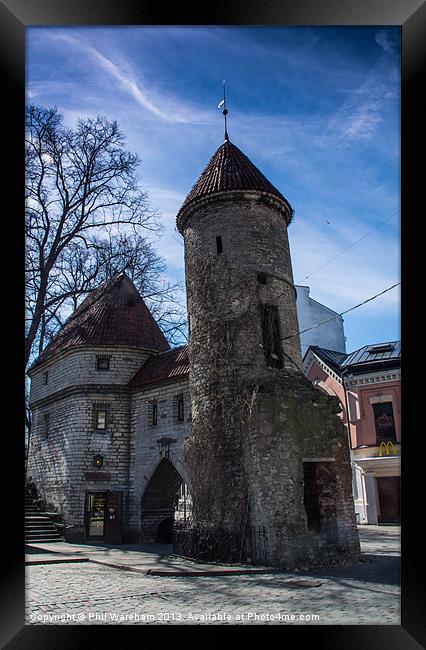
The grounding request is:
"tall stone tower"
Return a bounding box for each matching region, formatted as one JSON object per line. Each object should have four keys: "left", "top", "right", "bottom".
{"left": 177, "top": 138, "right": 360, "bottom": 567}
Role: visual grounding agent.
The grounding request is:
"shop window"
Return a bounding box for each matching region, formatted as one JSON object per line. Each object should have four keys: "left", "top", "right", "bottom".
{"left": 372, "top": 402, "right": 397, "bottom": 444}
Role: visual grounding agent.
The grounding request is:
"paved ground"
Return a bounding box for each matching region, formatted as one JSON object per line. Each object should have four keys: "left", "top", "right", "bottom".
{"left": 25, "top": 525, "right": 400, "bottom": 625}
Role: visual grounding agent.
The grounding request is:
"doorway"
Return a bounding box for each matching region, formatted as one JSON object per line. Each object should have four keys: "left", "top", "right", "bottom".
{"left": 85, "top": 491, "right": 123, "bottom": 543}
{"left": 157, "top": 517, "right": 174, "bottom": 543}
{"left": 377, "top": 476, "right": 400, "bottom": 523}
{"left": 86, "top": 492, "right": 107, "bottom": 540}
{"left": 140, "top": 458, "right": 183, "bottom": 543}
{"left": 303, "top": 461, "right": 338, "bottom": 544}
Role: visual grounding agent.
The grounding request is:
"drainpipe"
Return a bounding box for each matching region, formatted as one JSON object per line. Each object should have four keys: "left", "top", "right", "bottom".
{"left": 342, "top": 368, "right": 365, "bottom": 524}
{"left": 341, "top": 368, "right": 359, "bottom": 521}
{"left": 341, "top": 368, "right": 353, "bottom": 451}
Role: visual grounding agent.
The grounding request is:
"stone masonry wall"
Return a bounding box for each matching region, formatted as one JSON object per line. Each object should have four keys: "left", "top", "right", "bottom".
{"left": 184, "top": 195, "right": 302, "bottom": 380}
{"left": 28, "top": 346, "right": 148, "bottom": 541}
{"left": 181, "top": 193, "right": 360, "bottom": 566}
{"left": 28, "top": 386, "right": 132, "bottom": 541}
{"left": 243, "top": 379, "right": 360, "bottom": 567}
{"left": 29, "top": 346, "right": 151, "bottom": 404}
{"left": 127, "top": 378, "right": 191, "bottom": 542}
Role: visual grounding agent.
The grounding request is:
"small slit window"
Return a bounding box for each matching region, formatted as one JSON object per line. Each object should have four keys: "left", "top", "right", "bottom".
{"left": 216, "top": 236, "right": 223, "bottom": 254}
{"left": 43, "top": 413, "right": 50, "bottom": 438}
{"left": 178, "top": 396, "right": 184, "bottom": 422}
{"left": 97, "top": 356, "right": 110, "bottom": 370}
{"left": 43, "top": 371, "right": 49, "bottom": 385}
{"left": 260, "top": 303, "right": 283, "bottom": 369}
{"left": 150, "top": 401, "right": 158, "bottom": 426}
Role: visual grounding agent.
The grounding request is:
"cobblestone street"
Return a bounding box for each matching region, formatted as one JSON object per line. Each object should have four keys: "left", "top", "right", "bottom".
{"left": 25, "top": 525, "right": 400, "bottom": 626}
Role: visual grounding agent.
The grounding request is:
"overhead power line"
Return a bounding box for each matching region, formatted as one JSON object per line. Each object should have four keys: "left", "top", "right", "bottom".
{"left": 281, "top": 281, "right": 400, "bottom": 342}
{"left": 297, "top": 210, "right": 400, "bottom": 283}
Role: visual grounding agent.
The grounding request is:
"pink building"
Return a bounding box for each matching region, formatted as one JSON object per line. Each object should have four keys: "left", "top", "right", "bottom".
{"left": 303, "top": 342, "right": 401, "bottom": 525}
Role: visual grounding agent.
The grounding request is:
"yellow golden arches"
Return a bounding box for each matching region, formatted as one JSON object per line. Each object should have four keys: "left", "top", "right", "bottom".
{"left": 379, "top": 441, "right": 397, "bottom": 456}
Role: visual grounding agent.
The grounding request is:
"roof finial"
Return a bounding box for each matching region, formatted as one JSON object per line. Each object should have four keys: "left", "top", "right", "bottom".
{"left": 217, "top": 80, "right": 229, "bottom": 142}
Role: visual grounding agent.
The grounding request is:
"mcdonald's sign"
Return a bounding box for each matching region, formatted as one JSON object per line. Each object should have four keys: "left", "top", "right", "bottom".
{"left": 379, "top": 441, "right": 397, "bottom": 457}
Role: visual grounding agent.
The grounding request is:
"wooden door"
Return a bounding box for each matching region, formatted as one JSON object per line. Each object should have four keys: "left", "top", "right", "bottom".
{"left": 377, "top": 477, "right": 400, "bottom": 523}
{"left": 104, "top": 491, "right": 123, "bottom": 544}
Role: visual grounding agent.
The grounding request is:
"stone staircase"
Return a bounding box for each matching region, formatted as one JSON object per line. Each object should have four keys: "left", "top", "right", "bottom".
{"left": 25, "top": 485, "right": 64, "bottom": 544}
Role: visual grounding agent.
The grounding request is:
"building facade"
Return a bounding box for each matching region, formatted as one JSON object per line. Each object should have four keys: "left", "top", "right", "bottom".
{"left": 303, "top": 342, "right": 401, "bottom": 525}
{"left": 296, "top": 285, "right": 346, "bottom": 357}
{"left": 27, "top": 137, "right": 360, "bottom": 567}
{"left": 27, "top": 274, "right": 192, "bottom": 544}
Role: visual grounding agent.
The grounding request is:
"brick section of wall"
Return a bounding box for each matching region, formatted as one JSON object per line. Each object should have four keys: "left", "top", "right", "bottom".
{"left": 127, "top": 379, "right": 191, "bottom": 542}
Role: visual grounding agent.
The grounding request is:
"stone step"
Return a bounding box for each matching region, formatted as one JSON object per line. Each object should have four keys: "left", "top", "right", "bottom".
{"left": 26, "top": 534, "right": 61, "bottom": 540}
{"left": 26, "top": 532, "right": 60, "bottom": 538}
{"left": 25, "top": 515, "right": 52, "bottom": 521}
{"left": 25, "top": 484, "right": 64, "bottom": 543}
{"left": 26, "top": 533, "right": 62, "bottom": 539}
{"left": 25, "top": 537, "right": 64, "bottom": 546}
{"left": 25, "top": 537, "right": 64, "bottom": 544}
{"left": 25, "top": 522, "right": 58, "bottom": 530}
{"left": 25, "top": 521, "right": 57, "bottom": 530}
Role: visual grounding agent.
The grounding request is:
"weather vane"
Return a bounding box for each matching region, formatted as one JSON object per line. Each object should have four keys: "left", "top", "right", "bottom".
{"left": 217, "top": 80, "right": 229, "bottom": 142}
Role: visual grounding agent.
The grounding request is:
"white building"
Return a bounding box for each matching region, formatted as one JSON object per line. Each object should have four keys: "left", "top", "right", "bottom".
{"left": 296, "top": 285, "right": 346, "bottom": 357}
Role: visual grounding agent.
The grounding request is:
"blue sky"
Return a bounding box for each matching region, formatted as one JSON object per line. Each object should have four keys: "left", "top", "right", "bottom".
{"left": 26, "top": 26, "right": 400, "bottom": 353}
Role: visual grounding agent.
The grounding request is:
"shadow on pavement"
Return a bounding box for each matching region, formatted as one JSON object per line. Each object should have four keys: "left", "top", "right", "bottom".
{"left": 294, "top": 553, "right": 400, "bottom": 587}
{"left": 25, "top": 545, "right": 62, "bottom": 555}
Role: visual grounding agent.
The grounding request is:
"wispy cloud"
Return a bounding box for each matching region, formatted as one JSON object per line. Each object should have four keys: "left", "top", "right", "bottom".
{"left": 37, "top": 32, "right": 215, "bottom": 126}
{"left": 375, "top": 29, "right": 399, "bottom": 55}
{"left": 325, "top": 67, "right": 398, "bottom": 142}
{"left": 27, "top": 26, "right": 400, "bottom": 351}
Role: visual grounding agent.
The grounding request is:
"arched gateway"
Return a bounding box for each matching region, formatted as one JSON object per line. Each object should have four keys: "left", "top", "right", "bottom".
{"left": 140, "top": 458, "right": 189, "bottom": 543}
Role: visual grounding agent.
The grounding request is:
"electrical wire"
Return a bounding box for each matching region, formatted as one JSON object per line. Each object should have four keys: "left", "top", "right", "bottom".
{"left": 281, "top": 281, "right": 400, "bottom": 342}
{"left": 297, "top": 210, "right": 400, "bottom": 283}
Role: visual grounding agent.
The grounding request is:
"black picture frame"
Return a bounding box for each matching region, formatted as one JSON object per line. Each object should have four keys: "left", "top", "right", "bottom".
{"left": 2, "top": 0, "right": 422, "bottom": 647}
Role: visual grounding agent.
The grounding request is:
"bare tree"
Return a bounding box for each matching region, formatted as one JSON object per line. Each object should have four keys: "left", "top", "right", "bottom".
{"left": 25, "top": 105, "right": 187, "bottom": 374}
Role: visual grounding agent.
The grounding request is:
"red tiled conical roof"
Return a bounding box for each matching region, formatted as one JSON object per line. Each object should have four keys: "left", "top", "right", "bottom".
{"left": 31, "top": 273, "right": 170, "bottom": 369}
{"left": 176, "top": 139, "right": 292, "bottom": 229}
{"left": 128, "top": 345, "right": 189, "bottom": 389}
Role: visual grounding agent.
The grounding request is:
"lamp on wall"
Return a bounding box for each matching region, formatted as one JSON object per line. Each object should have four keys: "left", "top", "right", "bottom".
{"left": 93, "top": 454, "right": 103, "bottom": 468}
